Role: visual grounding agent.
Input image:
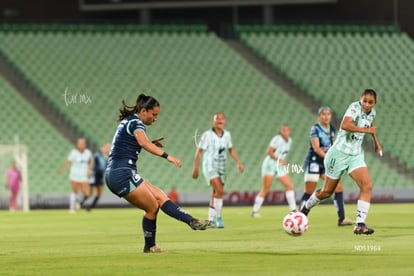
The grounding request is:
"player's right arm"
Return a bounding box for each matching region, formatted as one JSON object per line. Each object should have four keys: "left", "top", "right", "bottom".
{"left": 192, "top": 148, "right": 203, "bottom": 179}
{"left": 341, "top": 116, "right": 376, "bottom": 134}
{"left": 57, "top": 160, "right": 71, "bottom": 177}
{"left": 311, "top": 138, "right": 326, "bottom": 158}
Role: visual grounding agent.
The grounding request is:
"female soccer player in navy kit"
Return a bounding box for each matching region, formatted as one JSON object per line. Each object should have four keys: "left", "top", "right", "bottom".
{"left": 105, "top": 94, "right": 208, "bottom": 253}
{"left": 300, "top": 106, "right": 353, "bottom": 226}
{"left": 301, "top": 89, "right": 382, "bottom": 235}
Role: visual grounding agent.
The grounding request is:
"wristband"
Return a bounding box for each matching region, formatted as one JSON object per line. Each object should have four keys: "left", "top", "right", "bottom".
{"left": 161, "top": 152, "right": 168, "bottom": 159}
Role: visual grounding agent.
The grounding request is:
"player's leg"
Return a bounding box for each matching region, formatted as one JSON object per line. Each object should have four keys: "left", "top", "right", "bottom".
{"left": 10, "top": 191, "right": 18, "bottom": 211}
{"left": 87, "top": 185, "right": 99, "bottom": 211}
{"left": 300, "top": 176, "right": 340, "bottom": 215}
{"left": 300, "top": 174, "right": 319, "bottom": 210}
{"left": 70, "top": 180, "right": 80, "bottom": 213}
{"left": 252, "top": 159, "right": 274, "bottom": 217}
{"left": 278, "top": 174, "right": 297, "bottom": 211}
{"left": 79, "top": 181, "right": 90, "bottom": 207}
{"left": 333, "top": 180, "right": 353, "bottom": 226}
{"left": 124, "top": 181, "right": 163, "bottom": 253}
{"left": 349, "top": 166, "right": 374, "bottom": 234}
{"left": 300, "top": 161, "right": 320, "bottom": 210}
{"left": 301, "top": 147, "right": 347, "bottom": 215}
{"left": 252, "top": 174, "right": 273, "bottom": 217}
{"left": 210, "top": 177, "right": 225, "bottom": 227}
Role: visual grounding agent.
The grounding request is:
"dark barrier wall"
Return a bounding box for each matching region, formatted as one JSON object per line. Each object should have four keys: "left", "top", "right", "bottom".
{"left": 0, "top": 0, "right": 413, "bottom": 36}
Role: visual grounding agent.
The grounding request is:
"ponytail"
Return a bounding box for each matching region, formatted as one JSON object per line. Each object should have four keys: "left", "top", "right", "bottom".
{"left": 118, "top": 94, "right": 160, "bottom": 122}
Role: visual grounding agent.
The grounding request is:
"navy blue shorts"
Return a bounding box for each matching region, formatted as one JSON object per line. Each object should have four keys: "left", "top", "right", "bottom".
{"left": 105, "top": 167, "right": 144, "bottom": 197}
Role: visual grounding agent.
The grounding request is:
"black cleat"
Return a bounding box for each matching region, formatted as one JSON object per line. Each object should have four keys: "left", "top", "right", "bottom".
{"left": 189, "top": 219, "right": 209, "bottom": 230}
{"left": 353, "top": 223, "right": 375, "bottom": 235}
{"left": 299, "top": 206, "right": 310, "bottom": 216}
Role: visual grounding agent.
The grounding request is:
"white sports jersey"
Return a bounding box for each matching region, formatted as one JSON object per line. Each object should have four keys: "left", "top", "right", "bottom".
{"left": 268, "top": 134, "right": 292, "bottom": 161}
{"left": 68, "top": 148, "right": 92, "bottom": 181}
{"left": 334, "top": 101, "right": 376, "bottom": 155}
{"left": 199, "top": 128, "right": 233, "bottom": 175}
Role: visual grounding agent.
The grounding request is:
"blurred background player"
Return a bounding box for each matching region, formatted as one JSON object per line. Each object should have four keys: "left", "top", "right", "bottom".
{"left": 86, "top": 142, "right": 110, "bottom": 211}
{"left": 105, "top": 94, "right": 208, "bottom": 253}
{"left": 251, "top": 125, "right": 296, "bottom": 217}
{"left": 300, "top": 89, "right": 382, "bottom": 235}
{"left": 6, "top": 160, "right": 21, "bottom": 211}
{"left": 192, "top": 112, "right": 244, "bottom": 228}
{"left": 167, "top": 186, "right": 179, "bottom": 204}
{"left": 57, "top": 137, "right": 92, "bottom": 213}
{"left": 300, "top": 106, "right": 353, "bottom": 226}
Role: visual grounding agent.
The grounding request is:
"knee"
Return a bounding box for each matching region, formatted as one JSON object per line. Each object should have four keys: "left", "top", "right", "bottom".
{"left": 360, "top": 181, "right": 373, "bottom": 193}
{"left": 317, "top": 189, "right": 334, "bottom": 200}
{"left": 146, "top": 208, "right": 160, "bottom": 219}
{"left": 214, "top": 189, "right": 224, "bottom": 198}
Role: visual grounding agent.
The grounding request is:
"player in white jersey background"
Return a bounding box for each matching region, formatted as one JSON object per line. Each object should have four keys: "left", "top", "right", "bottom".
{"left": 192, "top": 112, "right": 244, "bottom": 228}
{"left": 251, "top": 125, "right": 297, "bottom": 217}
{"left": 57, "top": 137, "right": 93, "bottom": 213}
{"left": 300, "top": 89, "right": 382, "bottom": 235}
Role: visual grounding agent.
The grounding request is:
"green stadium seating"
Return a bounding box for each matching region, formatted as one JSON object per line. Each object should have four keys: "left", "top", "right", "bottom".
{"left": 0, "top": 23, "right": 411, "bottom": 197}
{"left": 0, "top": 76, "right": 73, "bottom": 195}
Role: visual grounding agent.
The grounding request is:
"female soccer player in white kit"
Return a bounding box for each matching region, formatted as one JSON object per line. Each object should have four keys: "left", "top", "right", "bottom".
{"left": 192, "top": 112, "right": 244, "bottom": 228}
{"left": 300, "top": 89, "right": 382, "bottom": 235}
{"left": 57, "top": 138, "right": 92, "bottom": 213}
{"left": 251, "top": 125, "right": 297, "bottom": 217}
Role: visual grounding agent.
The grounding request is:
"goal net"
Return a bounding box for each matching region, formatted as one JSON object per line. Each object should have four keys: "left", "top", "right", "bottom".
{"left": 0, "top": 138, "right": 29, "bottom": 211}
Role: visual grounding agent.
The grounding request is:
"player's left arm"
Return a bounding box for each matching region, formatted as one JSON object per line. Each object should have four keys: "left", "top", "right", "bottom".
{"left": 87, "top": 154, "right": 93, "bottom": 177}
{"left": 229, "top": 147, "right": 244, "bottom": 173}
{"left": 134, "top": 129, "right": 182, "bottom": 168}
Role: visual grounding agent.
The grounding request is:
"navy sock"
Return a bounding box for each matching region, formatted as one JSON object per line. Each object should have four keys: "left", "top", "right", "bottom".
{"left": 89, "top": 196, "right": 100, "bottom": 209}
{"left": 142, "top": 217, "right": 156, "bottom": 250}
{"left": 160, "top": 200, "right": 193, "bottom": 224}
{"left": 300, "top": 193, "right": 311, "bottom": 209}
{"left": 334, "top": 192, "right": 345, "bottom": 221}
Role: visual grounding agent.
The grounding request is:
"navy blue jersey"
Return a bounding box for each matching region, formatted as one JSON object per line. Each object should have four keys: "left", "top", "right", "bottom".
{"left": 106, "top": 114, "right": 146, "bottom": 170}
{"left": 93, "top": 151, "right": 107, "bottom": 176}
{"left": 304, "top": 123, "right": 335, "bottom": 164}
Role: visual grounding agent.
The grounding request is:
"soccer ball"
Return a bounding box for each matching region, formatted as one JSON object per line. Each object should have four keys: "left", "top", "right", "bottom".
{"left": 282, "top": 211, "right": 308, "bottom": 236}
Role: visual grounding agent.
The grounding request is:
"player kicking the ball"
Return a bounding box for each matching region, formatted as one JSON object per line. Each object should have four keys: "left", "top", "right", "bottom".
{"left": 300, "top": 89, "right": 382, "bottom": 235}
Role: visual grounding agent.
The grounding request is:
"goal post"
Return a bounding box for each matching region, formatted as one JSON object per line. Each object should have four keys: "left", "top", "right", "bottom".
{"left": 0, "top": 138, "right": 29, "bottom": 211}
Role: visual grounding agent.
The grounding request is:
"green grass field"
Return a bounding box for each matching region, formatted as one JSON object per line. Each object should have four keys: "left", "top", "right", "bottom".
{"left": 1, "top": 204, "right": 413, "bottom": 275}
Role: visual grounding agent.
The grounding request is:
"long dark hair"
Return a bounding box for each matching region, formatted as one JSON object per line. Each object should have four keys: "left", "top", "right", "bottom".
{"left": 118, "top": 94, "right": 160, "bottom": 122}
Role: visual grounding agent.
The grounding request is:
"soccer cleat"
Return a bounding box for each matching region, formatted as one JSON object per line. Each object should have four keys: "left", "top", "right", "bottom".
{"left": 299, "top": 206, "right": 310, "bottom": 216}
{"left": 353, "top": 223, "right": 375, "bottom": 235}
{"left": 208, "top": 220, "right": 217, "bottom": 228}
{"left": 189, "top": 218, "right": 209, "bottom": 230}
{"left": 143, "top": 245, "right": 166, "bottom": 253}
{"left": 251, "top": 212, "right": 261, "bottom": 218}
{"left": 338, "top": 218, "right": 354, "bottom": 227}
{"left": 216, "top": 217, "right": 224, "bottom": 228}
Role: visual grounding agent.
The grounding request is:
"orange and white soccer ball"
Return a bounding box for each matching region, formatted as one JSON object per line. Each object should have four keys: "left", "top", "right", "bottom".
{"left": 282, "top": 211, "right": 309, "bottom": 236}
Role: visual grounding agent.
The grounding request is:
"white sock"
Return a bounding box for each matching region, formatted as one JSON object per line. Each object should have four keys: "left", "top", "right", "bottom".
{"left": 305, "top": 193, "right": 321, "bottom": 209}
{"left": 214, "top": 198, "right": 223, "bottom": 218}
{"left": 208, "top": 206, "right": 216, "bottom": 221}
{"left": 252, "top": 195, "right": 264, "bottom": 213}
{"left": 356, "top": 200, "right": 370, "bottom": 224}
{"left": 285, "top": 190, "right": 296, "bottom": 211}
{"left": 70, "top": 192, "right": 76, "bottom": 211}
